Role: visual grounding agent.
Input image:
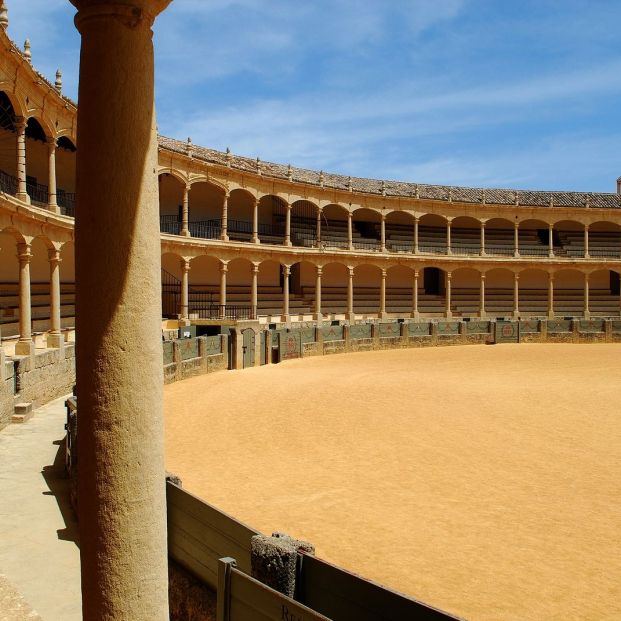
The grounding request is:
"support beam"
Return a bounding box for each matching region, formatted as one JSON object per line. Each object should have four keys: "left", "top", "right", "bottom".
{"left": 380, "top": 215, "right": 386, "bottom": 252}
{"left": 314, "top": 265, "right": 322, "bottom": 320}
{"left": 445, "top": 271, "right": 452, "bottom": 319}
{"left": 316, "top": 209, "right": 322, "bottom": 247}
{"left": 513, "top": 273, "right": 520, "bottom": 318}
{"left": 252, "top": 197, "right": 259, "bottom": 244}
{"left": 180, "top": 183, "right": 189, "bottom": 236}
{"left": 15, "top": 117, "right": 29, "bottom": 203}
{"left": 220, "top": 192, "right": 229, "bottom": 241}
{"left": 347, "top": 212, "right": 353, "bottom": 251}
{"left": 47, "top": 248, "right": 64, "bottom": 348}
{"left": 446, "top": 219, "right": 452, "bottom": 255}
{"left": 180, "top": 258, "right": 190, "bottom": 324}
{"left": 15, "top": 242, "right": 34, "bottom": 356}
{"left": 219, "top": 262, "right": 227, "bottom": 317}
{"left": 548, "top": 223, "right": 554, "bottom": 258}
{"left": 281, "top": 265, "right": 290, "bottom": 321}
{"left": 71, "top": 1, "right": 172, "bottom": 618}
{"left": 284, "top": 203, "right": 292, "bottom": 247}
{"left": 379, "top": 268, "right": 387, "bottom": 318}
{"left": 251, "top": 264, "right": 258, "bottom": 320}
{"left": 584, "top": 272, "right": 590, "bottom": 319}
{"left": 548, "top": 273, "right": 555, "bottom": 318}
{"left": 584, "top": 224, "right": 590, "bottom": 259}
{"left": 413, "top": 217, "right": 419, "bottom": 254}
{"left": 346, "top": 266, "right": 355, "bottom": 320}
{"left": 411, "top": 269, "right": 419, "bottom": 319}
{"left": 514, "top": 222, "right": 520, "bottom": 258}
{"left": 479, "top": 273, "right": 486, "bottom": 319}
{"left": 480, "top": 222, "right": 486, "bottom": 256}
{"left": 47, "top": 138, "right": 59, "bottom": 213}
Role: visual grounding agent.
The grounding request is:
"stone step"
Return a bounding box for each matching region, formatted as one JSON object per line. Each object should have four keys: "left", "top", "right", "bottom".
{"left": 11, "top": 402, "right": 33, "bottom": 424}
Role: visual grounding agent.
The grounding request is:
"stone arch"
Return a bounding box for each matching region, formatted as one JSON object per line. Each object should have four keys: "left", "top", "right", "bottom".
{"left": 588, "top": 268, "right": 620, "bottom": 316}
{"left": 553, "top": 220, "right": 586, "bottom": 258}
{"left": 386, "top": 264, "right": 414, "bottom": 314}
{"left": 24, "top": 117, "right": 51, "bottom": 204}
{"left": 158, "top": 172, "right": 184, "bottom": 230}
{"left": 258, "top": 194, "right": 286, "bottom": 244}
{"left": 290, "top": 199, "right": 319, "bottom": 248}
{"left": 353, "top": 263, "right": 382, "bottom": 316}
{"left": 517, "top": 268, "right": 549, "bottom": 317}
{"left": 553, "top": 268, "right": 584, "bottom": 316}
{"left": 451, "top": 267, "right": 482, "bottom": 318}
{"left": 587, "top": 220, "right": 621, "bottom": 259}
{"left": 352, "top": 208, "right": 381, "bottom": 250}
{"left": 418, "top": 213, "right": 448, "bottom": 254}
{"left": 452, "top": 216, "right": 482, "bottom": 256}
{"left": 321, "top": 204, "right": 349, "bottom": 249}
{"left": 257, "top": 259, "right": 282, "bottom": 318}
{"left": 161, "top": 251, "right": 184, "bottom": 318}
{"left": 320, "top": 262, "right": 348, "bottom": 317}
{"left": 0, "top": 91, "right": 17, "bottom": 180}
{"left": 518, "top": 219, "right": 550, "bottom": 257}
{"left": 483, "top": 267, "right": 515, "bottom": 317}
{"left": 485, "top": 217, "right": 515, "bottom": 257}
{"left": 56, "top": 136, "right": 76, "bottom": 200}
{"left": 227, "top": 188, "right": 255, "bottom": 242}
{"left": 385, "top": 211, "right": 415, "bottom": 252}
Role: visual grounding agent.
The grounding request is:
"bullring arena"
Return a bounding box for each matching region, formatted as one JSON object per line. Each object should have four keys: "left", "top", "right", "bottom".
{"left": 0, "top": 2, "right": 620, "bottom": 619}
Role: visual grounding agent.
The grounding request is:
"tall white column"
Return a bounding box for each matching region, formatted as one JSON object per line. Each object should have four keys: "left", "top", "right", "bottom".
{"left": 584, "top": 224, "right": 590, "bottom": 259}
{"left": 479, "top": 273, "right": 486, "bottom": 318}
{"left": 379, "top": 268, "right": 387, "bottom": 317}
{"left": 71, "top": 2, "right": 172, "bottom": 618}
{"left": 347, "top": 212, "right": 353, "bottom": 250}
{"left": 411, "top": 269, "right": 419, "bottom": 319}
{"left": 446, "top": 219, "right": 452, "bottom": 255}
{"left": 413, "top": 217, "right": 419, "bottom": 254}
{"left": 220, "top": 192, "right": 229, "bottom": 241}
{"left": 281, "top": 265, "right": 290, "bottom": 321}
{"left": 15, "top": 242, "right": 33, "bottom": 356}
{"left": 513, "top": 273, "right": 520, "bottom": 318}
{"left": 548, "top": 273, "right": 555, "bottom": 318}
{"left": 252, "top": 197, "right": 259, "bottom": 244}
{"left": 380, "top": 215, "right": 386, "bottom": 252}
{"left": 480, "top": 222, "right": 486, "bottom": 256}
{"left": 514, "top": 222, "right": 520, "bottom": 258}
{"left": 219, "top": 262, "right": 227, "bottom": 316}
{"left": 548, "top": 223, "right": 554, "bottom": 258}
{"left": 284, "top": 203, "right": 292, "bottom": 246}
{"left": 251, "top": 264, "right": 258, "bottom": 319}
{"left": 47, "top": 248, "right": 64, "bottom": 348}
{"left": 15, "top": 117, "right": 29, "bottom": 203}
{"left": 347, "top": 266, "right": 355, "bottom": 320}
{"left": 583, "top": 272, "right": 590, "bottom": 319}
{"left": 314, "top": 265, "right": 322, "bottom": 320}
{"left": 316, "top": 208, "right": 322, "bottom": 247}
{"left": 445, "top": 271, "right": 452, "bottom": 319}
{"left": 47, "top": 138, "right": 59, "bottom": 213}
{"left": 181, "top": 183, "right": 189, "bottom": 236}
{"left": 180, "top": 258, "right": 189, "bottom": 324}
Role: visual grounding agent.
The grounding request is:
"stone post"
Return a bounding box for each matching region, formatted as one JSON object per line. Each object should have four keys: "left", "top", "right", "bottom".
{"left": 514, "top": 222, "right": 520, "bottom": 258}
{"left": 445, "top": 271, "right": 452, "bottom": 319}
{"left": 584, "top": 224, "right": 590, "bottom": 259}
{"left": 47, "top": 138, "right": 59, "bottom": 213}
{"left": 71, "top": 2, "right": 171, "bottom": 619}
{"left": 346, "top": 266, "right": 355, "bottom": 321}
{"left": 15, "top": 117, "right": 29, "bottom": 203}
{"left": 446, "top": 218, "right": 452, "bottom": 255}
{"left": 379, "top": 268, "right": 387, "bottom": 318}
{"left": 251, "top": 197, "right": 259, "bottom": 244}
{"left": 220, "top": 192, "right": 229, "bottom": 241}
{"left": 347, "top": 212, "right": 353, "bottom": 250}
{"left": 219, "top": 262, "right": 227, "bottom": 318}
{"left": 314, "top": 265, "right": 322, "bottom": 320}
{"left": 479, "top": 272, "right": 486, "bottom": 319}
{"left": 284, "top": 203, "right": 292, "bottom": 246}
{"left": 15, "top": 242, "right": 34, "bottom": 356}
{"left": 181, "top": 183, "right": 190, "bottom": 236}
{"left": 263, "top": 328, "right": 272, "bottom": 365}
{"left": 180, "top": 258, "right": 190, "bottom": 325}
{"left": 413, "top": 217, "right": 419, "bottom": 254}
{"left": 548, "top": 223, "right": 554, "bottom": 258}
{"left": 548, "top": 273, "right": 555, "bottom": 318}
{"left": 583, "top": 272, "right": 590, "bottom": 319}
{"left": 513, "top": 273, "right": 520, "bottom": 318}
{"left": 316, "top": 208, "right": 321, "bottom": 246}
{"left": 47, "top": 248, "right": 64, "bottom": 349}
{"left": 251, "top": 264, "right": 258, "bottom": 320}
{"left": 480, "top": 221, "right": 486, "bottom": 256}
{"left": 411, "top": 269, "right": 419, "bottom": 319}
{"left": 281, "top": 265, "right": 290, "bottom": 322}
{"left": 380, "top": 214, "right": 386, "bottom": 252}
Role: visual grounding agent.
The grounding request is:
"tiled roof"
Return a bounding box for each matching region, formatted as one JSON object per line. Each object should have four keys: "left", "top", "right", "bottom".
{"left": 158, "top": 135, "right": 621, "bottom": 210}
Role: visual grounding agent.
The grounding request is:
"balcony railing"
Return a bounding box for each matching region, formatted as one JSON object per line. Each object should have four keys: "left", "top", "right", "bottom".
{"left": 190, "top": 302, "right": 256, "bottom": 320}
{"left": 27, "top": 180, "right": 49, "bottom": 206}
{"left": 0, "top": 170, "right": 17, "bottom": 195}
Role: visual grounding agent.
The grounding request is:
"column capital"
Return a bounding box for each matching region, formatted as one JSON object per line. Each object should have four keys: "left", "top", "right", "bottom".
{"left": 14, "top": 116, "right": 27, "bottom": 132}
{"left": 381, "top": 268, "right": 387, "bottom": 278}
{"left": 220, "top": 262, "right": 228, "bottom": 273}
{"left": 17, "top": 242, "right": 32, "bottom": 262}
{"left": 480, "top": 221, "right": 486, "bottom": 228}
{"left": 282, "top": 265, "right": 291, "bottom": 276}
{"left": 72, "top": 0, "right": 172, "bottom": 30}
{"left": 316, "top": 265, "right": 323, "bottom": 276}
{"left": 584, "top": 223, "right": 590, "bottom": 230}
{"left": 47, "top": 136, "right": 57, "bottom": 148}
{"left": 48, "top": 248, "right": 62, "bottom": 263}
{"left": 514, "top": 221, "right": 520, "bottom": 228}
{"left": 348, "top": 266, "right": 355, "bottom": 277}
{"left": 549, "top": 272, "right": 555, "bottom": 282}
{"left": 480, "top": 272, "right": 486, "bottom": 280}
{"left": 446, "top": 271, "right": 452, "bottom": 279}
{"left": 181, "top": 258, "right": 190, "bottom": 272}
{"left": 515, "top": 273, "right": 520, "bottom": 281}
{"left": 251, "top": 264, "right": 260, "bottom": 274}
{"left": 414, "top": 269, "right": 419, "bottom": 278}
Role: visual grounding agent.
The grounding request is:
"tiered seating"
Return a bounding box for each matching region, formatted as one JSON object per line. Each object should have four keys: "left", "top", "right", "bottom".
{"left": 0, "top": 282, "right": 76, "bottom": 337}
{"left": 558, "top": 231, "right": 621, "bottom": 258}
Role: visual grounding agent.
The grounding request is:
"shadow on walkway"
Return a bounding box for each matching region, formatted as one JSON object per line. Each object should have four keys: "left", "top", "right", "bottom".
{"left": 42, "top": 437, "right": 80, "bottom": 547}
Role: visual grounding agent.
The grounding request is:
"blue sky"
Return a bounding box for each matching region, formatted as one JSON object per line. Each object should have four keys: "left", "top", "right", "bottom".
{"left": 6, "top": 0, "right": 621, "bottom": 191}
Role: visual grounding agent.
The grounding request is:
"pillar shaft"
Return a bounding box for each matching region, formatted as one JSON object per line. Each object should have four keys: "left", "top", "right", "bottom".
{"left": 181, "top": 184, "right": 189, "bottom": 236}
{"left": 514, "top": 273, "right": 520, "bottom": 317}
{"left": 49, "top": 249, "right": 61, "bottom": 334}
{"left": 17, "top": 243, "right": 32, "bottom": 343}
{"left": 514, "top": 223, "right": 520, "bottom": 257}
{"left": 548, "top": 224, "right": 554, "bottom": 258}
{"left": 413, "top": 217, "right": 419, "bottom": 254}
{"left": 16, "top": 117, "right": 29, "bottom": 203}
{"left": 446, "top": 220, "right": 452, "bottom": 254}
{"left": 480, "top": 274, "right": 486, "bottom": 318}
{"left": 314, "top": 266, "right": 322, "bottom": 319}
{"left": 316, "top": 209, "right": 321, "bottom": 246}
{"left": 252, "top": 198, "right": 259, "bottom": 244}
{"left": 220, "top": 192, "right": 229, "bottom": 241}
{"left": 584, "top": 273, "right": 590, "bottom": 318}
{"left": 71, "top": 3, "right": 171, "bottom": 618}
{"left": 347, "top": 212, "right": 353, "bottom": 250}
{"left": 380, "top": 269, "right": 387, "bottom": 316}
{"left": 284, "top": 204, "right": 292, "bottom": 246}
{"left": 219, "top": 263, "right": 227, "bottom": 310}
{"left": 380, "top": 216, "right": 386, "bottom": 252}
{"left": 282, "top": 265, "right": 290, "bottom": 319}
{"left": 411, "top": 270, "right": 419, "bottom": 318}
{"left": 347, "top": 267, "right": 354, "bottom": 318}
{"left": 251, "top": 265, "right": 258, "bottom": 319}
{"left": 480, "top": 223, "right": 486, "bottom": 256}
{"left": 48, "top": 139, "right": 59, "bottom": 212}
{"left": 445, "top": 271, "right": 452, "bottom": 318}
{"left": 548, "top": 274, "right": 555, "bottom": 318}
{"left": 180, "top": 259, "right": 189, "bottom": 321}
{"left": 584, "top": 225, "right": 590, "bottom": 258}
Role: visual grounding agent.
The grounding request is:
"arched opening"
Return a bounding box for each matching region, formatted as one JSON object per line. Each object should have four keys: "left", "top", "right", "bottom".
{"left": 518, "top": 219, "right": 550, "bottom": 257}
{"left": 227, "top": 189, "right": 255, "bottom": 242}
{"left": 25, "top": 117, "right": 50, "bottom": 205}
{"left": 554, "top": 220, "right": 585, "bottom": 258}
{"left": 452, "top": 268, "right": 482, "bottom": 317}
{"left": 290, "top": 200, "right": 319, "bottom": 248}
{"left": 518, "top": 269, "right": 549, "bottom": 317}
{"left": 0, "top": 231, "right": 19, "bottom": 337}
{"left": 588, "top": 221, "right": 621, "bottom": 258}
{"left": 352, "top": 209, "right": 381, "bottom": 251}
{"left": 589, "top": 269, "right": 619, "bottom": 316}
{"left": 61, "top": 241, "right": 76, "bottom": 331}
{"left": 484, "top": 268, "right": 515, "bottom": 317}
{"left": 485, "top": 218, "right": 515, "bottom": 257}
{"left": 189, "top": 181, "right": 224, "bottom": 239}
{"left": 30, "top": 237, "right": 52, "bottom": 335}
{"left": 257, "top": 260, "right": 282, "bottom": 319}
{"left": 451, "top": 216, "right": 482, "bottom": 256}
{"left": 227, "top": 258, "right": 254, "bottom": 315}
{"left": 386, "top": 265, "right": 414, "bottom": 314}
{"left": 420, "top": 266, "right": 446, "bottom": 316}
{"left": 56, "top": 137, "right": 76, "bottom": 216}
{"left": 385, "top": 211, "right": 415, "bottom": 253}
{"left": 321, "top": 204, "right": 349, "bottom": 250}
{"left": 0, "top": 92, "right": 17, "bottom": 193}
{"left": 257, "top": 195, "right": 286, "bottom": 245}
{"left": 553, "top": 269, "right": 584, "bottom": 316}
{"left": 321, "top": 262, "right": 348, "bottom": 318}
{"left": 189, "top": 255, "right": 221, "bottom": 319}
{"left": 288, "top": 260, "right": 315, "bottom": 319}
{"left": 353, "top": 264, "right": 382, "bottom": 317}
{"left": 418, "top": 214, "right": 448, "bottom": 254}
{"left": 161, "top": 252, "right": 183, "bottom": 318}
{"left": 158, "top": 173, "right": 184, "bottom": 234}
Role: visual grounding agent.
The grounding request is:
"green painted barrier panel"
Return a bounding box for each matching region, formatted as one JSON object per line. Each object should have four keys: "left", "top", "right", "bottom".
{"left": 179, "top": 338, "right": 199, "bottom": 360}
{"left": 465, "top": 321, "right": 491, "bottom": 334}
{"left": 299, "top": 327, "right": 316, "bottom": 344}
{"left": 495, "top": 320, "right": 519, "bottom": 343}
{"left": 204, "top": 335, "right": 222, "bottom": 356}
{"left": 547, "top": 319, "right": 571, "bottom": 333}
{"left": 612, "top": 321, "right": 621, "bottom": 333}
{"left": 519, "top": 320, "right": 539, "bottom": 334}
{"left": 322, "top": 325, "right": 344, "bottom": 341}
{"left": 279, "top": 331, "right": 302, "bottom": 361}
{"left": 163, "top": 341, "right": 174, "bottom": 365}
{"left": 408, "top": 322, "right": 431, "bottom": 336}
{"left": 378, "top": 322, "right": 400, "bottom": 337}
{"left": 578, "top": 320, "right": 605, "bottom": 333}
{"left": 436, "top": 321, "right": 459, "bottom": 335}
{"left": 350, "top": 324, "right": 372, "bottom": 339}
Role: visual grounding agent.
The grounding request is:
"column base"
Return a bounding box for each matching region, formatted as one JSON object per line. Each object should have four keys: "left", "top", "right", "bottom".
{"left": 411, "top": 311, "right": 420, "bottom": 320}
{"left": 284, "top": 241, "right": 292, "bottom": 247}
{"left": 313, "top": 313, "right": 323, "bottom": 321}
{"left": 548, "top": 252, "right": 554, "bottom": 258}
{"left": 584, "top": 310, "right": 591, "bottom": 319}
{"left": 445, "top": 311, "right": 453, "bottom": 319}
{"left": 345, "top": 312, "right": 356, "bottom": 322}
{"left": 479, "top": 310, "right": 487, "bottom": 319}
{"left": 252, "top": 237, "right": 260, "bottom": 244}
{"left": 15, "top": 340, "right": 34, "bottom": 357}
{"left": 49, "top": 202, "right": 60, "bottom": 214}
{"left": 513, "top": 310, "right": 520, "bottom": 318}
{"left": 480, "top": 251, "right": 486, "bottom": 257}
{"left": 181, "top": 230, "right": 190, "bottom": 237}
{"left": 220, "top": 234, "right": 229, "bottom": 242}
{"left": 16, "top": 192, "right": 30, "bottom": 205}
{"left": 179, "top": 318, "right": 191, "bottom": 327}
{"left": 548, "top": 310, "right": 555, "bottom": 319}
{"left": 280, "top": 314, "right": 290, "bottom": 324}
{"left": 379, "top": 311, "right": 389, "bottom": 319}
{"left": 514, "top": 252, "right": 520, "bottom": 258}
{"left": 46, "top": 332, "right": 65, "bottom": 349}
{"left": 584, "top": 254, "right": 590, "bottom": 260}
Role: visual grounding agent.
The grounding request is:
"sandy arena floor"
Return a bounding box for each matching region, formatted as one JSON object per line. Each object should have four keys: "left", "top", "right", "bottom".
{"left": 164, "top": 344, "right": 621, "bottom": 621}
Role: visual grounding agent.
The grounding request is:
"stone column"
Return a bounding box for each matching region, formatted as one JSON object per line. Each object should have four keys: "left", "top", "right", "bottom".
{"left": 314, "top": 265, "right": 322, "bottom": 320}
{"left": 480, "top": 222, "right": 486, "bottom": 256}
{"left": 47, "top": 138, "right": 59, "bottom": 213}
{"left": 583, "top": 272, "right": 590, "bottom": 319}
{"left": 47, "top": 248, "right": 64, "bottom": 348}
{"left": 316, "top": 209, "right": 321, "bottom": 246}
{"left": 413, "top": 217, "right": 419, "bottom": 254}
{"left": 15, "top": 117, "right": 29, "bottom": 203}
{"left": 346, "top": 266, "right": 355, "bottom": 321}
{"left": 180, "top": 258, "right": 190, "bottom": 325}
{"left": 15, "top": 242, "right": 34, "bottom": 356}
{"left": 181, "top": 183, "right": 190, "bottom": 236}
{"left": 548, "top": 273, "right": 555, "bottom": 318}
{"left": 220, "top": 192, "right": 229, "bottom": 241}
{"left": 514, "top": 222, "right": 520, "bottom": 257}
{"left": 219, "top": 262, "right": 227, "bottom": 317}
{"left": 446, "top": 219, "right": 452, "bottom": 255}
{"left": 281, "top": 265, "right": 290, "bottom": 321}
{"left": 479, "top": 272, "right": 486, "bottom": 318}
{"left": 380, "top": 215, "right": 386, "bottom": 252}
{"left": 379, "top": 268, "right": 387, "bottom": 318}
{"left": 251, "top": 197, "right": 259, "bottom": 244}
{"left": 251, "top": 264, "right": 259, "bottom": 319}
{"left": 411, "top": 269, "right": 419, "bottom": 319}
{"left": 71, "top": 2, "right": 171, "bottom": 619}
{"left": 548, "top": 223, "right": 554, "bottom": 258}
{"left": 284, "top": 203, "right": 292, "bottom": 247}
{"left": 513, "top": 273, "right": 520, "bottom": 318}
{"left": 347, "top": 212, "right": 353, "bottom": 250}
{"left": 584, "top": 224, "right": 590, "bottom": 259}
{"left": 445, "top": 271, "right": 452, "bottom": 319}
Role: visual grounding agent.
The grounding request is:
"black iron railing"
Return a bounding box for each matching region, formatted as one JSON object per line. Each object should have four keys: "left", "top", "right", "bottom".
{"left": 191, "top": 302, "right": 256, "bottom": 320}
{"left": 58, "top": 191, "right": 75, "bottom": 217}
{"left": 160, "top": 214, "right": 182, "bottom": 235}
{"left": 0, "top": 169, "right": 17, "bottom": 195}
{"left": 27, "top": 180, "right": 48, "bottom": 205}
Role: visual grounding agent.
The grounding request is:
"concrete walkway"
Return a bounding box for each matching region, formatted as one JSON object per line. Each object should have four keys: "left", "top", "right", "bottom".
{"left": 0, "top": 396, "right": 81, "bottom": 620}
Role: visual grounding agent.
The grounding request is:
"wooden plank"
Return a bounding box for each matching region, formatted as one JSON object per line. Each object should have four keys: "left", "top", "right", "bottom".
{"left": 298, "top": 555, "right": 465, "bottom": 621}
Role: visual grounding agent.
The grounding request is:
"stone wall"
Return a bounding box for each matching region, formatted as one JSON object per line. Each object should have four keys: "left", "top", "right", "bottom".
{"left": 0, "top": 359, "right": 14, "bottom": 430}
{"left": 163, "top": 335, "right": 228, "bottom": 386}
